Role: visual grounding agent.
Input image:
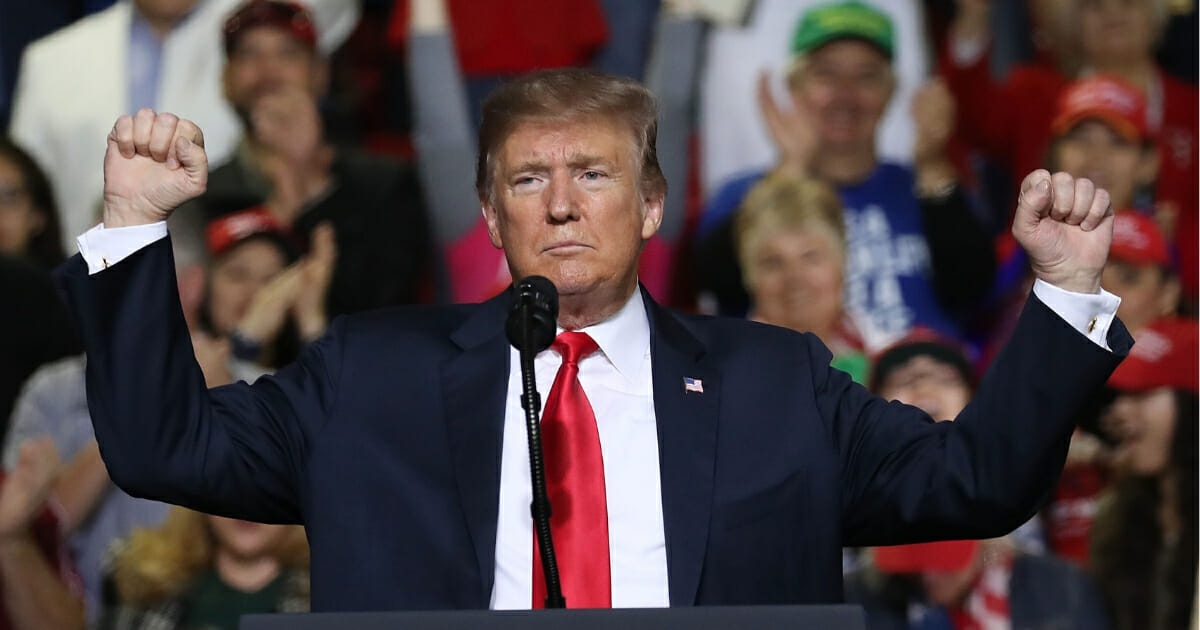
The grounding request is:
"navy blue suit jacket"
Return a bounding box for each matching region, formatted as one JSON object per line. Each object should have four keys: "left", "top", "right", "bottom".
{"left": 58, "top": 238, "right": 1131, "bottom": 611}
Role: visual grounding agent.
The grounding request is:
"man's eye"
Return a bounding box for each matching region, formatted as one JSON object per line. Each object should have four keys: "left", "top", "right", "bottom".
{"left": 583, "top": 171, "right": 603, "bottom": 180}
{"left": 514, "top": 177, "right": 537, "bottom": 186}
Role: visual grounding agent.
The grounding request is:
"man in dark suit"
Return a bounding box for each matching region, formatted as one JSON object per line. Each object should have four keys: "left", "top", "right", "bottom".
{"left": 58, "top": 69, "right": 1130, "bottom": 612}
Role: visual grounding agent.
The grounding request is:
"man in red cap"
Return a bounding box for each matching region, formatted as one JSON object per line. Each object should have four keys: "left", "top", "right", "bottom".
{"left": 1102, "top": 212, "right": 1181, "bottom": 337}
{"left": 175, "top": 0, "right": 433, "bottom": 319}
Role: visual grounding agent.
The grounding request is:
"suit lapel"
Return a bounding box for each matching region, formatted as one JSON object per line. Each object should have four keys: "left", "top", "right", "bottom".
{"left": 645, "top": 290, "right": 720, "bottom": 606}
{"left": 441, "top": 292, "right": 511, "bottom": 604}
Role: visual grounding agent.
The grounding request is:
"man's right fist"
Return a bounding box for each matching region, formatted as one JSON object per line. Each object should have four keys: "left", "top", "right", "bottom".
{"left": 103, "top": 109, "right": 207, "bottom": 227}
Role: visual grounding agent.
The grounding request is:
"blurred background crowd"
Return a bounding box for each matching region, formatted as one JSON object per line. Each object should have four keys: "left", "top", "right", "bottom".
{"left": 0, "top": 0, "right": 1196, "bottom": 628}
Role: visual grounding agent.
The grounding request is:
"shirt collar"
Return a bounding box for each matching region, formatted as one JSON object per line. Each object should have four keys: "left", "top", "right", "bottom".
{"left": 566, "top": 286, "right": 650, "bottom": 385}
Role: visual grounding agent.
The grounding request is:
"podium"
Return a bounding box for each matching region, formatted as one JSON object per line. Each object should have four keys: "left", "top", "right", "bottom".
{"left": 241, "top": 605, "right": 866, "bottom": 629}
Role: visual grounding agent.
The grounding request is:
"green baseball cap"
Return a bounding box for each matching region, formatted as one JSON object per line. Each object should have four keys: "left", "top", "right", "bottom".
{"left": 791, "top": 1, "right": 894, "bottom": 59}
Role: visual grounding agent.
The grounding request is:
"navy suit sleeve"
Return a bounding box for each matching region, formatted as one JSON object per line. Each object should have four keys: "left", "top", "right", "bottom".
{"left": 818, "top": 293, "right": 1131, "bottom": 546}
{"left": 56, "top": 238, "right": 341, "bottom": 524}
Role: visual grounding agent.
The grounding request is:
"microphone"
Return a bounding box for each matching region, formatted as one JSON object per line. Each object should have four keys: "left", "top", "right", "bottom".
{"left": 505, "top": 275, "right": 558, "bottom": 354}
{"left": 505, "top": 276, "right": 566, "bottom": 608}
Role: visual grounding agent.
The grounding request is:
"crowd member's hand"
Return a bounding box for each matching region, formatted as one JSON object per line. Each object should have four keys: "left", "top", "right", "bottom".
{"left": 103, "top": 110, "right": 207, "bottom": 227}
{"left": 1066, "top": 429, "right": 1110, "bottom": 466}
{"left": 911, "top": 79, "right": 955, "bottom": 169}
{"left": 192, "top": 331, "right": 234, "bottom": 388}
{"left": 293, "top": 222, "right": 338, "bottom": 342}
{"left": 234, "top": 266, "right": 305, "bottom": 347}
{"left": 0, "top": 438, "right": 60, "bottom": 539}
{"left": 1012, "top": 170, "right": 1113, "bottom": 294}
{"left": 758, "top": 72, "right": 818, "bottom": 177}
{"left": 911, "top": 78, "right": 958, "bottom": 195}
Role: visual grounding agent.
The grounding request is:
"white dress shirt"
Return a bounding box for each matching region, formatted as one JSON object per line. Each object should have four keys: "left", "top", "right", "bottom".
{"left": 76, "top": 222, "right": 1122, "bottom": 608}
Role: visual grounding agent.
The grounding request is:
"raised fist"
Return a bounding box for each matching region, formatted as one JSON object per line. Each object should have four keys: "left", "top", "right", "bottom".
{"left": 103, "top": 109, "right": 207, "bottom": 228}
{"left": 1012, "top": 170, "right": 1113, "bottom": 294}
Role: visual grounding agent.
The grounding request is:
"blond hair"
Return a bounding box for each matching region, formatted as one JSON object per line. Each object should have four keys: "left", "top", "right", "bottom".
{"left": 734, "top": 172, "right": 846, "bottom": 287}
{"left": 111, "top": 507, "right": 309, "bottom": 609}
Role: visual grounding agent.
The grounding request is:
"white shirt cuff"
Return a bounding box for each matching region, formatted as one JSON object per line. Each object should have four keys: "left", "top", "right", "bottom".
{"left": 1032, "top": 279, "right": 1122, "bottom": 351}
{"left": 76, "top": 222, "right": 168, "bottom": 275}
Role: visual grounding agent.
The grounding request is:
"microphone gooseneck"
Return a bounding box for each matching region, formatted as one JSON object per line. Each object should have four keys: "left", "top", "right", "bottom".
{"left": 505, "top": 276, "right": 566, "bottom": 609}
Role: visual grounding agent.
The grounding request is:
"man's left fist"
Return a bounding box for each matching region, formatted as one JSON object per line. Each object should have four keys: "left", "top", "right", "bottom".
{"left": 1012, "top": 169, "right": 1113, "bottom": 294}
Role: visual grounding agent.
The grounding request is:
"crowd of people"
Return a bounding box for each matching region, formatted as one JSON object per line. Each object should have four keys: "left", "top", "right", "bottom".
{"left": 0, "top": 0, "right": 1195, "bottom": 628}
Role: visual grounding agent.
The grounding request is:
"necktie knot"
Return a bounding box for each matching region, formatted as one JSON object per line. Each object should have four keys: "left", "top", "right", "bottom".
{"left": 553, "top": 331, "right": 599, "bottom": 366}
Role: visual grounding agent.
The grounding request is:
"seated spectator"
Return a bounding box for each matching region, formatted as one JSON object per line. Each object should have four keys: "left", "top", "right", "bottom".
{"left": 0, "top": 436, "right": 85, "bottom": 630}
{"left": 943, "top": 0, "right": 1199, "bottom": 302}
{"left": 197, "top": 208, "right": 335, "bottom": 372}
{"left": 176, "top": 1, "right": 432, "bottom": 317}
{"left": 102, "top": 507, "right": 309, "bottom": 630}
{"left": 734, "top": 172, "right": 868, "bottom": 382}
{"left": 1091, "top": 317, "right": 1198, "bottom": 630}
{"left": 694, "top": 1, "right": 994, "bottom": 351}
{"left": 846, "top": 537, "right": 1109, "bottom": 629}
{"left": 8, "top": 0, "right": 359, "bottom": 254}
{"left": 0, "top": 138, "right": 63, "bottom": 271}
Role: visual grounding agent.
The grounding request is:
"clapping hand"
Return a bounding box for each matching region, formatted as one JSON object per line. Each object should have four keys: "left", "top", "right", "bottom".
{"left": 1012, "top": 170, "right": 1113, "bottom": 294}
{"left": 758, "top": 72, "right": 818, "bottom": 177}
{"left": 103, "top": 109, "right": 207, "bottom": 227}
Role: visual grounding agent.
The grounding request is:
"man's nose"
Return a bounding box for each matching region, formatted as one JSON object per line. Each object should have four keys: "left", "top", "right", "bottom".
{"left": 546, "top": 173, "right": 579, "bottom": 223}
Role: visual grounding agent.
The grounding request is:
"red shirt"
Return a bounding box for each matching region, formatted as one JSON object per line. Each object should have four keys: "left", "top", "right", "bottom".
{"left": 389, "top": 0, "right": 608, "bottom": 76}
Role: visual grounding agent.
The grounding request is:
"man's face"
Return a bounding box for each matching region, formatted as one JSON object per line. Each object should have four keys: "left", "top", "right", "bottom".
{"left": 1052, "top": 120, "right": 1156, "bottom": 209}
{"left": 879, "top": 355, "right": 971, "bottom": 422}
{"left": 1080, "top": 0, "right": 1157, "bottom": 64}
{"left": 791, "top": 40, "right": 894, "bottom": 151}
{"left": 207, "top": 239, "right": 288, "bottom": 336}
{"left": 1102, "top": 260, "right": 1176, "bottom": 333}
{"left": 1103, "top": 386, "right": 1176, "bottom": 475}
{"left": 223, "top": 27, "right": 323, "bottom": 120}
{"left": 482, "top": 118, "right": 663, "bottom": 303}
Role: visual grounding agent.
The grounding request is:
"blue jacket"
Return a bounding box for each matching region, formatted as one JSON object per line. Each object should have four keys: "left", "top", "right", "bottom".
{"left": 57, "top": 237, "right": 1130, "bottom": 612}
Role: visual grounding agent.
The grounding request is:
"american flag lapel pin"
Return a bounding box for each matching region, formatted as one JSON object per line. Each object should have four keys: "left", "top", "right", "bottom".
{"left": 683, "top": 377, "right": 704, "bottom": 394}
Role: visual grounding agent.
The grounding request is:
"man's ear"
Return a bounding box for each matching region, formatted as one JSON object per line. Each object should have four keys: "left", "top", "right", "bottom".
{"left": 640, "top": 192, "right": 665, "bottom": 241}
{"left": 481, "top": 201, "right": 504, "bottom": 249}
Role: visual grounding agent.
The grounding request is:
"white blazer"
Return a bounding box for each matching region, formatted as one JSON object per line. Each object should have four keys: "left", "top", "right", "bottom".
{"left": 8, "top": 0, "right": 360, "bottom": 253}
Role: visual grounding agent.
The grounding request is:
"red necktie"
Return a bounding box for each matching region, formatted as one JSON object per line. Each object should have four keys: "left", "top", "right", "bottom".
{"left": 532, "top": 331, "right": 611, "bottom": 608}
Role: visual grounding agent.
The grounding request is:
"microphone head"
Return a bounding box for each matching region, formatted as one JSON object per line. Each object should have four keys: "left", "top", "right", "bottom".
{"left": 506, "top": 276, "right": 559, "bottom": 353}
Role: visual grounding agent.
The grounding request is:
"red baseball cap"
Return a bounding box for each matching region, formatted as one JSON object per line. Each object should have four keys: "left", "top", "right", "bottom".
{"left": 1109, "top": 211, "right": 1169, "bottom": 267}
{"left": 204, "top": 207, "right": 297, "bottom": 259}
{"left": 1108, "top": 317, "right": 1199, "bottom": 393}
{"left": 1052, "top": 76, "right": 1150, "bottom": 143}
{"left": 873, "top": 540, "right": 981, "bottom": 574}
{"left": 224, "top": 1, "right": 317, "bottom": 56}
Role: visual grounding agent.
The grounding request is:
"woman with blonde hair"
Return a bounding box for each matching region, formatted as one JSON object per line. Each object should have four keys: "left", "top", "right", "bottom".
{"left": 735, "top": 171, "right": 869, "bottom": 383}
{"left": 102, "top": 507, "right": 309, "bottom": 630}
